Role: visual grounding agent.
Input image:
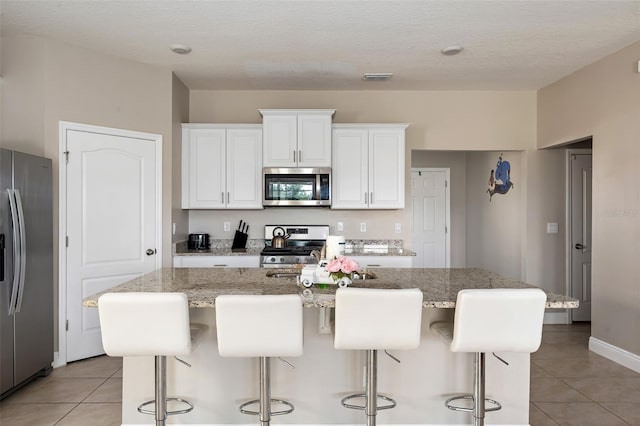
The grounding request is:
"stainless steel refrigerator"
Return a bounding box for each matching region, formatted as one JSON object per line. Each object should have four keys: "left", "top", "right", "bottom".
{"left": 0, "top": 149, "right": 53, "bottom": 399}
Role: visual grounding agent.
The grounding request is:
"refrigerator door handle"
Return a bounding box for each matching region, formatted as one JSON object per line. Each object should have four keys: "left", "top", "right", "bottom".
{"left": 14, "top": 190, "right": 27, "bottom": 313}
{"left": 7, "top": 189, "right": 21, "bottom": 315}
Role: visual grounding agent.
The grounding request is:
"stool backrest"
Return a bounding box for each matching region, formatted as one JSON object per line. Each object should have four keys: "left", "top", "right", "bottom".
{"left": 334, "top": 288, "right": 423, "bottom": 350}
{"left": 98, "top": 292, "right": 192, "bottom": 357}
{"left": 451, "top": 288, "right": 546, "bottom": 353}
{"left": 215, "top": 294, "right": 303, "bottom": 357}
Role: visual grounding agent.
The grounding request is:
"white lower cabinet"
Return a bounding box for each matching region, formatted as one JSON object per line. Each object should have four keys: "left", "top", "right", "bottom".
{"left": 173, "top": 256, "right": 260, "bottom": 268}
{"left": 182, "top": 124, "right": 263, "bottom": 209}
{"left": 351, "top": 256, "right": 413, "bottom": 268}
{"left": 332, "top": 124, "right": 408, "bottom": 209}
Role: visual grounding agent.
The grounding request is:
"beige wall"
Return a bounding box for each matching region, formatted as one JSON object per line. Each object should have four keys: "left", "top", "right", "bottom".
{"left": 189, "top": 90, "right": 537, "bottom": 245}
{"left": 1, "top": 35, "right": 176, "bottom": 352}
{"left": 538, "top": 41, "right": 640, "bottom": 355}
{"left": 172, "top": 74, "right": 190, "bottom": 243}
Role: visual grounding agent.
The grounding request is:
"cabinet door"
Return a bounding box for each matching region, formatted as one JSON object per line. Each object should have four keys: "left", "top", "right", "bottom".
{"left": 184, "top": 128, "right": 226, "bottom": 208}
{"left": 369, "top": 128, "right": 405, "bottom": 209}
{"left": 297, "top": 114, "right": 332, "bottom": 167}
{"left": 227, "top": 128, "right": 263, "bottom": 209}
{"left": 350, "top": 256, "right": 412, "bottom": 268}
{"left": 263, "top": 114, "right": 297, "bottom": 167}
{"left": 331, "top": 128, "right": 369, "bottom": 209}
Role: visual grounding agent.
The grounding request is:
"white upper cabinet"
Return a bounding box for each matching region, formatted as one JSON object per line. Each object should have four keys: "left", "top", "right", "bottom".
{"left": 182, "top": 124, "right": 263, "bottom": 209}
{"left": 332, "top": 124, "right": 408, "bottom": 209}
{"left": 260, "top": 109, "right": 335, "bottom": 167}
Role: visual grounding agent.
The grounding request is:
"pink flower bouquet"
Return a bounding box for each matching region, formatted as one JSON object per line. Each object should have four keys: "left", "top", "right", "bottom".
{"left": 326, "top": 256, "right": 360, "bottom": 282}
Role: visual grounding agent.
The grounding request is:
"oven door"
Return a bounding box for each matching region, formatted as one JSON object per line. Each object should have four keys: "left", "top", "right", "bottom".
{"left": 263, "top": 168, "right": 331, "bottom": 206}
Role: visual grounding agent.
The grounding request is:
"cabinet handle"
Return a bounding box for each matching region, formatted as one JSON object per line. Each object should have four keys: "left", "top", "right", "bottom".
{"left": 213, "top": 264, "right": 227, "bottom": 267}
{"left": 293, "top": 150, "right": 296, "bottom": 162}
{"left": 227, "top": 192, "right": 230, "bottom": 203}
{"left": 299, "top": 150, "right": 302, "bottom": 163}
{"left": 370, "top": 192, "right": 373, "bottom": 204}
{"left": 365, "top": 192, "right": 368, "bottom": 204}
{"left": 366, "top": 264, "right": 381, "bottom": 267}
{"left": 221, "top": 192, "right": 224, "bottom": 204}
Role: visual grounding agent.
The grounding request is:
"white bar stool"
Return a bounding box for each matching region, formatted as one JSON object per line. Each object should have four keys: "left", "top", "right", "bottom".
{"left": 98, "top": 292, "right": 207, "bottom": 426}
{"left": 334, "top": 287, "right": 423, "bottom": 426}
{"left": 430, "top": 288, "right": 546, "bottom": 426}
{"left": 215, "top": 294, "right": 303, "bottom": 426}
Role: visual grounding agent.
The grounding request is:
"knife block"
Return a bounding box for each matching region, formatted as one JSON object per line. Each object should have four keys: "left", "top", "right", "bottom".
{"left": 231, "top": 230, "right": 248, "bottom": 252}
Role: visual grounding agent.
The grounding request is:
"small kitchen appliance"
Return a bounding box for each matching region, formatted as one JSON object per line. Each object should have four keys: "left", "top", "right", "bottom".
{"left": 188, "top": 233, "right": 210, "bottom": 250}
{"left": 260, "top": 225, "right": 329, "bottom": 268}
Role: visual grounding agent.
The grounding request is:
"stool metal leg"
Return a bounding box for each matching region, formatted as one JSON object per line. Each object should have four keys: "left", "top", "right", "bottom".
{"left": 473, "top": 352, "right": 485, "bottom": 426}
{"left": 366, "top": 349, "right": 377, "bottom": 426}
{"left": 156, "top": 355, "right": 167, "bottom": 426}
{"left": 260, "top": 356, "right": 271, "bottom": 426}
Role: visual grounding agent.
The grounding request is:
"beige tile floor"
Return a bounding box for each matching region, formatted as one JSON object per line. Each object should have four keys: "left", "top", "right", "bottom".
{"left": 1, "top": 323, "right": 639, "bottom": 425}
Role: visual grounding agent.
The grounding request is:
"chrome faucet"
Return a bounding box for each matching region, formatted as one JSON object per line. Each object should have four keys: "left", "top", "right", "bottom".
{"left": 310, "top": 250, "right": 321, "bottom": 263}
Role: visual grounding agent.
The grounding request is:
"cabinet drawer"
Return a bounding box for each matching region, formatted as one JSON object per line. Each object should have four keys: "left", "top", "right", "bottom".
{"left": 174, "top": 256, "right": 260, "bottom": 268}
{"left": 350, "top": 256, "right": 412, "bottom": 268}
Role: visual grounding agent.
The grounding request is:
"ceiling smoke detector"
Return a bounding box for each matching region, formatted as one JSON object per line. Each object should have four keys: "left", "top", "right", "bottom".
{"left": 170, "top": 44, "right": 192, "bottom": 54}
{"left": 362, "top": 72, "right": 393, "bottom": 81}
{"left": 441, "top": 46, "right": 464, "bottom": 56}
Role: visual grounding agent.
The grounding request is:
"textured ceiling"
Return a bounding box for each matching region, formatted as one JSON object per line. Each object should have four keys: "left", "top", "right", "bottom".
{"left": 1, "top": 0, "right": 639, "bottom": 90}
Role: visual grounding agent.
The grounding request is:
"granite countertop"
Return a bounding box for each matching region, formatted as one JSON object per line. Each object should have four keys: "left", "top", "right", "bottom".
{"left": 83, "top": 267, "right": 578, "bottom": 309}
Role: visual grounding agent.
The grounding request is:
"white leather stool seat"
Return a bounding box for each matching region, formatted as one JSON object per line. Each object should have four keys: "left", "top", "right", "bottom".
{"left": 334, "top": 288, "right": 423, "bottom": 350}
{"left": 215, "top": 294, "right": 303, "bottom": 358}
{"left": 99, "top": 292, "right": 207, "bottom": 357}
{"left": 430, "top": 288, "right": 546, "bottom": 354}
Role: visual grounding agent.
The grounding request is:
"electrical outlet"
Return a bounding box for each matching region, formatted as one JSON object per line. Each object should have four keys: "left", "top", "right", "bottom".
{"left": 223, "top": 222, "right": 231, "bottom": 232}
{"left": 360, "top": 222, "right": 366, "bottom": 232}
{"left": 395, "top": 223, "right": 401, "bottom": 233}
{"left": 337, "top": 222, "right": 344, "bottom": 232}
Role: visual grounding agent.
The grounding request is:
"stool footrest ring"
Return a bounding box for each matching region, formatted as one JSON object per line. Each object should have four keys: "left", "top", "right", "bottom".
{"left": 341, "top": 393, "right": 397, "bottom": 411}
{"left": 137, "top": 397, "right": 194, "bottom": 416}
{"left": 239, "top": 398, "right": 295, "bottom": 416}
{"left": 445, "top": 395, "right": 502, "bottom": 413}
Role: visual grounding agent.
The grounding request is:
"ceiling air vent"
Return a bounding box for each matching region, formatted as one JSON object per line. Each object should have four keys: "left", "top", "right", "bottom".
{"left": 362, "top": 72, "right": 393, "bottom": 81}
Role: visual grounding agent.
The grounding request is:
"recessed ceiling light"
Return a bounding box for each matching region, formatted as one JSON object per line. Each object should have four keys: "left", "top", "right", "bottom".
{"left": 170, "top": 44, "right": 192, "bottom": 55}
{"left": 441, "top": 46, "right": 464, "bottom": 56}
{"left": 363, "top": 72, "right": 393, "bottom": 81}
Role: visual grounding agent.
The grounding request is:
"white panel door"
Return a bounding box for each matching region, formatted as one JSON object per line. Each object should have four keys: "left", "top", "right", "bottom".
{"left": 64, "top": 126, "right": 160, "bottom": 362}
{"left": 227, "top": 128, "right": 263, "bottom": 209}
{"left": 570, "top": 153, "right": 592, "bottom": 321}
{"left": 331, "top": 128, "right": 369, "bottom": 209}
{"left": 188, "top": 128, "right": 226, "bottom": 208}
{"left": 297, "top": 114, "right": 332, "bottom": 167}
{"left": 369, "top": 128, "right": 405, "bottom": 208}
{"left": 411, "top": 169, "right": 449, "bottom": 268}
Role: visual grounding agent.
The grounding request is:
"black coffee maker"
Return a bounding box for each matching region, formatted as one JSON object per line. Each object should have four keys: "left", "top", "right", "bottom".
{"left": 188, "top": 233, "right": 210, "bottom": 250}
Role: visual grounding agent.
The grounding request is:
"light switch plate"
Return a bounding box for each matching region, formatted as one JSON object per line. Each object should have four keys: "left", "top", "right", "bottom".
{"left": 547, "top": 223, "right": 559, "bottom": 234}
{"left": 337, "top": 222, "right": 344, "bottom": 231}
{"left": 394, "top": 223, "right": 402, "bottom": 233}
{"left": 360, "top": 222, "right": 367, "bottom": 232}
{"left": 224, "top": 222, "right": 231, "bottom": 232}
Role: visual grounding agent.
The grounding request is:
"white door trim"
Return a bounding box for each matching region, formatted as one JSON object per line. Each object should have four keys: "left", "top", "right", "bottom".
{"left": 411, "top": 167, "right": 451, "bottom": 268}
{"left": 56, "top": 121, "right": 162, "bottom": 367}
{"left": 565, "top": 148, "right": 592, "bottom": 324}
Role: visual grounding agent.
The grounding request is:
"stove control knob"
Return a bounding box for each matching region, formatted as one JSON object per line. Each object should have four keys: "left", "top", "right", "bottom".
{"left": 269, "top": 257, "right": 276, "bottom": 263}
{"left": 280, "top": 257, "right": 285, "bottom": 262}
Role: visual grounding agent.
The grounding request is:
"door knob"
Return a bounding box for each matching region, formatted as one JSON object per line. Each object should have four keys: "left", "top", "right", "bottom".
{"left": 146, "top": 249, "right": 156, "bottom": 256}
{"left": 575, "top": 243, "right": 586, "bottom": 250}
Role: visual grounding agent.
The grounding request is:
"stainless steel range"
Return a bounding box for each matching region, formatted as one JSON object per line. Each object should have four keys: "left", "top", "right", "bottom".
{"left": 260, "top": 225, "right": 329, "bottom": 268}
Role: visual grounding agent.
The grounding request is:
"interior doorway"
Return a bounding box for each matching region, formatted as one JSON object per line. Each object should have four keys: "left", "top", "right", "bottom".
{"left": 567, "top": 149, "right": 592, "bottom": 322}
{"left": 58, "top": 122, "right": 162, "bottom": 364}
{"left": 411, "top": 168, "right": 450, "bottom": 268}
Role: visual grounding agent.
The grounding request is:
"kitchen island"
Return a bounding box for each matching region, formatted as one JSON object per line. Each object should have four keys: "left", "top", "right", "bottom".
{"left": 84, "top": 267, "right": 577, "bottom": 426}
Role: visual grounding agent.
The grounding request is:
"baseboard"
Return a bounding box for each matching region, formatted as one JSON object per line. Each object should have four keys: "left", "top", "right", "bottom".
{"left": 52, "top": 351, "right": 66, "bottom": 368}
{"left": 590, "top": 337, "right": 640, "bottom": 374}
{"left": 544, "top": 311, "right": 569, "bottom": 324}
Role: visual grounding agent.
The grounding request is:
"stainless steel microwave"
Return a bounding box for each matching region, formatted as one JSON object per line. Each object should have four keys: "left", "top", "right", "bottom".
{"left": 263, "top": 168, "right": 331, "bottom": 207}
